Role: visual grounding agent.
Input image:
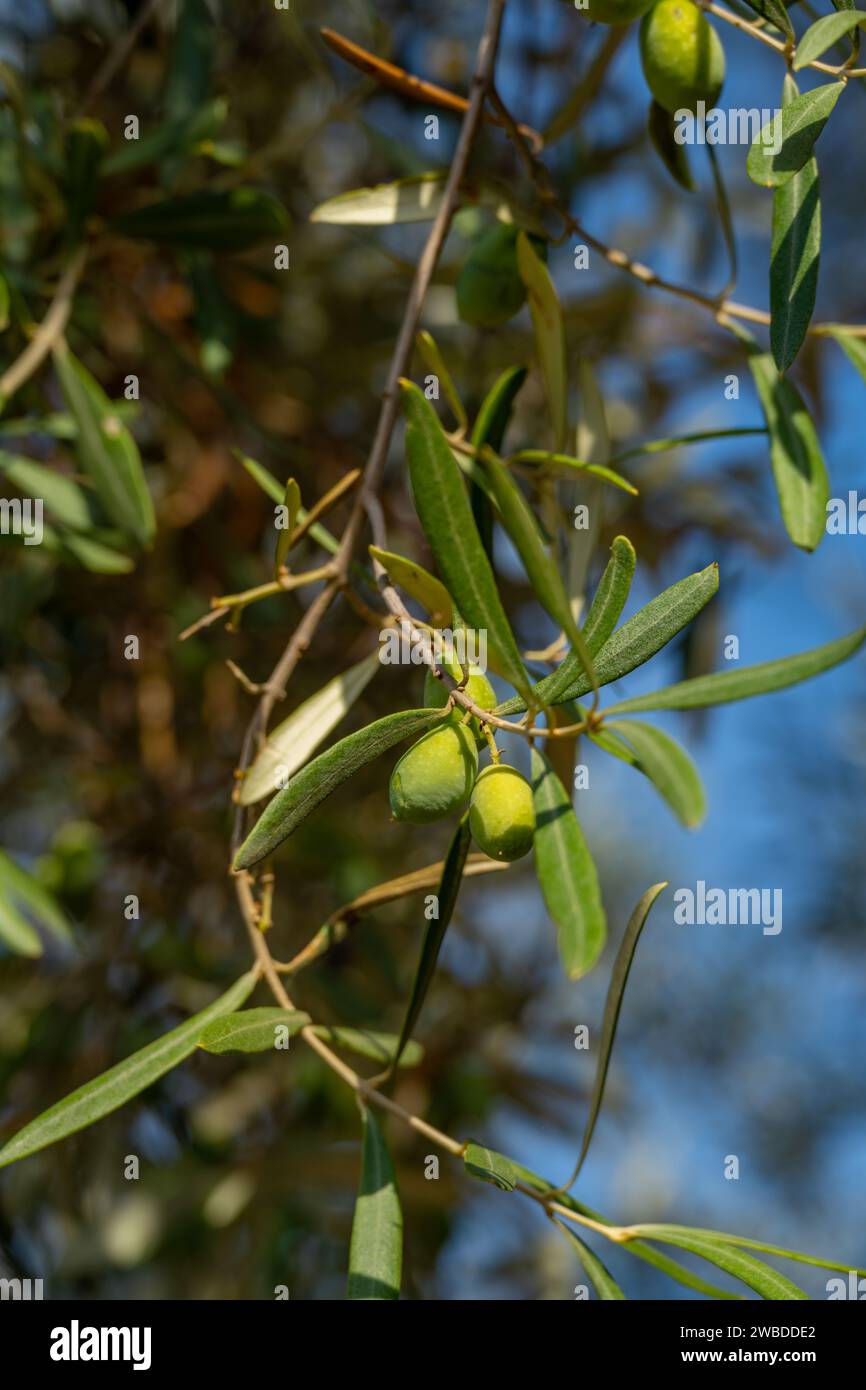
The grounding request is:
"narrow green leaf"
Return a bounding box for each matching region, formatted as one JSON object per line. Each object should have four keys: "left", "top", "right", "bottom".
{"left": 611, "top": 427, "right": 767, "bottom": 464}
{"left": 415, "top": 331, "right": 466, "bottom": 429}
{"left": 531, "top": 749, "right": 606, "bottom": 980}
{"left": 605, "top": 624, "right": 866, "bottom": 714}
{"left": 511, "top": 450, "right": 637, "bottom": 495}
{"left": 747, "top": 83, "right": 843, "bottom": 188}
{"left": 348, "top": 1109, "right": 402, "bottom": 1300}
{"left": 732, "top": 321, "right": 828, "bottom": 550}
{"left": 197, "top": 1007, "right": 310, "bottom": 1054}
{"left": 793, "top": 11, "right": 866, "bottom": 68}
{"left": 369, "top": 545, "right": 452, "bottom": 624}
{"left": 603, "top": 721, "right": 707, "bottom": 828}
{"left": 497, "top": 563, "right": 719, "bottom": 715}
{"left": 236, "top": 451, "right": 342, "bottom": 558}
{"left": 516, "top": 232, "right": 567, "bottom": 450}
{"left": 234, "top": 708, "right": 446, "bottom": 870}
{"left": 0, "top": 851, "right": 73, "bottom": 946}
{"left": 388, "top": 817, "right": 471, "bottom": 1073}
{"left": 648, "top": 100, "right": 695, "bottom": 191}
{"left": 463, "top": 1141, "right": 518, "bottom": 1192}
{"left": 0, "top": 971, "right": 258, "bottom": 1168}
{"left": 64, "top": 119, "right": 108, "bottom": 246}
{"left": 311, "top": 173, "right": 449, "bottom": 226}
{"left": 628, "top": 1226, "right": 809, "bottom": 1300}
{"left": 310, "top": 1028, "right": 424, "bottom": 1069}
{"left": 401, "top": 380, "right": 531, "bottom": 699}
{"left": 273, "top": 477, "right": 300, "bottom": 577}
{"left": 771, "top": 75, "right": 821, "bottom": 371}
{"left": 553, "top": 1220, "right": 627, "bottom": 1299}
{"left": 103, "top": 100, "right": 228, "bottom": 177}
{"left": 707, "top": 144, "right": 737, "bottom": 290}
{"left": 0, "top": 898, "right": 43, "bottom": 957}
{"left": 241, "top": 652, "right": 380, "bottom": 805}
{"left": 53, "top": 345, "right": 155, "bottom": 545}
{"left": 829, "top": 328, "right": 866, "bottom": 386}
{"left": 164, "top": 0, "right": 216, "bottom": 121}
{"left": 633, "top": 1225, "right": 865, "bottom": 1277}
{"left": 470, "top": 366, "right": 527, "bottom": 558}
{"left": 741, "top": 0, "right": 794, "bottom": 40}
{"left": 60, "top": 532, "right": 135, "bottom": 574}
{"left": 0, "top": 452, "right": 92, "bottom": 531}
{"left": 581, "top": 535, "right": 637, "bottom": 655}
{"left": 569, "top": 883, "right": 667, "bottom": 1180}
{"left": 111, "top": 189, "right": 289, "bottom": 250}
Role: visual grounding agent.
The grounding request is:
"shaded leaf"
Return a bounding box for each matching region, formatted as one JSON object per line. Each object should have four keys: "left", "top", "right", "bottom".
{"left": 0, "top": 452, "right": 92, "bottom": 530}
{"left": 197, "top": 1007, "right": 310, "bottom": 1054}
{"left": 0, "top": 897, "right": 42, "bottom": 957}
{"left": 497, "top": 563, "right": 719, "bottom": 715}
{"left": 732, "top": 321, "right": 828, "bottom": 550}
{"left": 0, "top": 851, "right": 73, "bottom": 946}
{"left": 234, "top": 708, "right": 445, "bottom": 870}
{"left": 516, "top": 232, "right": 567, "bottom": 450}
{"left": 111, "top": 188, "right": 289, "bottom": 250}
{"left": 741, "top": 0, "right": 794, "bottom": 42}
{"left": 553, "top": 1220, "right": 626, "bottom": 1299}
{"left": 348, "top": 1109, "right": 402, "bottom": 1300}
{"left": 53, "top": 345, "right": 155, "bottom": 545}
{"left": 60, "top": 532, "right": 134, "bottom": 574}
{"left": 793, "top": 11, "right": 866, "bottom": 68}
{"left": 829, "top": 328, "right": 866, "bottom": 386}
{"left": 0, "top": 972, "right": 258, "bottom": 1168}
{"left": 103, "top": 100, "right": 228, "bottom": 177}
{"left": 648, "top": 100, "right": 694, "bottom": 191}
{"left": 469, "top": 365, "right": 527, "bottom": 558}
{"left": 236, "top": 451, "right": 342, "bottom": 558}
{"left": 747, "top": 83, "right": 844, "bottom": 188}
{"left": 770, "top": 75, "right": 821, "bottom": 371}
{"left": 569, "top": 883, "right": 667, "bottom": 1180}
{"left": 531, "top": 749, "right": 606, "bottom": 979}
{"left": 241, "top": 652, "right": 380, "bottom": 805}
{"left": 612, "top": 427, "right": 767, "bottom": 464}
{"left": 602, "top": 721, "right": 707, "bottom": 827}
{"left": 273, "top": 476, "right": 301, "bottom": 577}
{"left": 606, "top": 624, "right": 866, "bottom": 714}
{"left": 310, "top": 1028, "right": 424, "bottom": 1069}
{"left": 511, "top": 450, "right": 637, "bottom": 495}
{"left": 369, "top": 545, "right": 452, "bottom": 624}
{"left": 401, "top": 380, "right": 531, "bottom": 698}
{"left": 415, "top": 330, "right": 466, "bottom": 428}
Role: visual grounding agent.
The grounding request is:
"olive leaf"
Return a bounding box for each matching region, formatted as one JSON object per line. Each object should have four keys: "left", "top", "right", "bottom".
{"left": 510, "top": 450, "right": 637, "bottom": 495}
{"left": 348, "top": 1109, "right": 402, "bottom": 1300}
{"left": 0, "top": 851, "right": 73, "bottom": 948}
{"left": 581, "top": 535, "right": 636, "bottom": 655}
{"left": 600, "top": 721, "right": 707, "bottom": 828}
{"left": 770, "top": 75, "right": 821, "bottom": 371}
{"left": 730, "top": 321, "right": 828, "bottom": 551}
{"left": 237, "top": 451, "right": 345, "bottom": 560}
{"left": 60, "top": 532, "right": 134, "bottom": 574}
{"left": 829, "top": 328, "right": 866, "bottom": 387}
{"left": 747, "top": 83, "right": 844, "bottom": 188}
{"left": 470, "top": 365, "right": 527, "bottom": 556}
{"left": 741, "top": 0, "right": 794, "bottom": 41}
{"left": 310, "top": 1028, "right": 424, "bottom": 1069}
{"left": 793, "top": 11, "right": 866, "bottom": 69}
{"left": 415, "top": 330, "right": 466, "bottom": 428}
{"left": 553, "top": 1220, "right": 626, "bottom": 1300}
{"left": 625, "top": 1227, "right": 808, "bottom": 1300}
{"left": 311, "top": 173, "right": 450, "bottom": 226}
{"left": 0, "top": 898, "right": 42, "bottom": 957}
{"left": 611, "top": 427, "right": 767, "bottom": 465}
{"left": 516, "top": 232, "right": 567, "bottom": 450}
{"left": 0, "top": 971, "right": 258, "bottom": 1168}
{"left": 53, "top": 345, "right": 155, "bottom": 546}
{"left": 605, "top": 624, "right": 866, "bottom": 714}
{"left": 368, "top": 545, "right": 452, "bottom": 624}
{"left": 197, "top": 1007, "right": 310, "bottom": 1054}
{"left": 531, "top": 749, "right": 606, "bottom": 980}
{"left": 234, "top": 708, "right": 446, "bottom": 869}
{"left": 647, "top": 100, "right": 694, "bottom": 192}
{"left": 401, "top": 380, "right": 531, "bottom": 699}
{"left": 630, "top": 1225, "right": 866, "bottom": 1277}
{"left": 240, "top": 652, "right": 380, "bottom": 805}
{"left": 111, "top": 188, "right": 288, "bottom": 250}
{"left": 0, "top": 452, "right": 92, "bottom": 531}
{"left": 463, "top": 1142, "right": 518, "bottom": 1192}
{"left": 273, "top": 477, "right": 300, "bottom": 577}
{"left": 497, "top": 562, "right": 719, "bottom": 715}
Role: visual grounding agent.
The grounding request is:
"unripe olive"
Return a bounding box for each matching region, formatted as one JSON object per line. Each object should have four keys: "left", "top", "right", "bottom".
{"left": 583, "top": 0, "right": 655, "bottom": 24}
{"left": 639, "top": 0, "right": 725, "bottom": 115}
{"left": 469, "top": 763, "right": 535, "bottom": 863}
{"left": 389, "top": 723, "right": 479, "bottom": 824}
{"left": 423, "top": 663, "right": 497, "bottom": 744}
{"left": 457, "top": 225, "right": 546, "bottom": 328}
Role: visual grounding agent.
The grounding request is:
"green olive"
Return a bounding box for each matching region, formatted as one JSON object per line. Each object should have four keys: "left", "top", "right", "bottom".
{"left": 389, "top": 723, "right": 479, "bottom": 824}
{"left": 468, "top": 763, "right": 535, "bottom": 862}
{"left": 457, "top": 225, "right": 546, "bottom": 328}
{"left": 639, "top": 0, "right": 725, "bottom": 115}
{"left": 423, "top": 663, "right": 497, "bottom": 744}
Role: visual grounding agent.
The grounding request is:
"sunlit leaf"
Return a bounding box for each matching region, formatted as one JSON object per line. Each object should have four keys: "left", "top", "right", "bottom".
{"left": 581, "top": 535, "right": 636, "bottom": 655}
{"left": 531, "top": 749, "right": 606, "bottom": 980}
{"left": 747, "top": 83, "right": 844, "bottom": 188}
{"left": 770, "top": 75, "right": 821, "bottom": 371}
{"left": 234, "top": 708, "right": 446, "bottom": 870}
{"left": 368, "top": 545, "right": 452, "bottom": 624}
{"left": 605, "top": 624, "right": 866, "bottom": 714}
{"left": 553, "top": 1220, "right": 626, "bottom": 1299}
{"left": 348, "top": 1109, "right": 402, "bottom": 1300}
{"left": 741, "top": 0, "right": 794, "bottom": 40}
{"left": 463, "top": 1141, "right": 518, "bottom": 1192}
{"left": 197, "top": 1007, "right": 310, "bottom": 1054}
{"left": 602, "top": 721, "right": 707, "bottom": 827}
{"left": 0, "top": 972, "right": 258, "bottom": 1168}
{"left": 0, "top": 851, "right": 73, "bottom": 947}
{"left": 241, "top": 652, "right": 380, "bottom": 805}
{"left": 415, "top": 330, "right": 466, "bottom": 428}
{"left": 793, "top": 11, "right": 866, "bottom": 68}
{"left": 511, "top": 450, "right": 637, "bottom": 495}
{"left": 627, "top": 1226, "right": 809, "bottom": 1299}
{"left": 829, "top": 328, "right": 866, "bottom": 387}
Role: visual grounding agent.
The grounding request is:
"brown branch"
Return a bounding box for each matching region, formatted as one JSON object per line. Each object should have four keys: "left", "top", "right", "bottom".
{"left": 0, "top": 250, "right": 87, "bottom": 402}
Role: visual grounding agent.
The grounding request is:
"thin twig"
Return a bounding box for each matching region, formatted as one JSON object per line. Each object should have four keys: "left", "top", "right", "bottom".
{"left": 0, "top": 250, "right": 87, "bottom": 401}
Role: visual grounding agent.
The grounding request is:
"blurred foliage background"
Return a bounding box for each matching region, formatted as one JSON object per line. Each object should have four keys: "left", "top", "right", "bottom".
{"left": 0, "top": 0, "right": 864, "bottom": 1299}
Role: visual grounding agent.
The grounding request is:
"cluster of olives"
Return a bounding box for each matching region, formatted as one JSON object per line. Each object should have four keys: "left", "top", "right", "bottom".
{"left": 389, "top": 666, "right": 535, "bottom": 862}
